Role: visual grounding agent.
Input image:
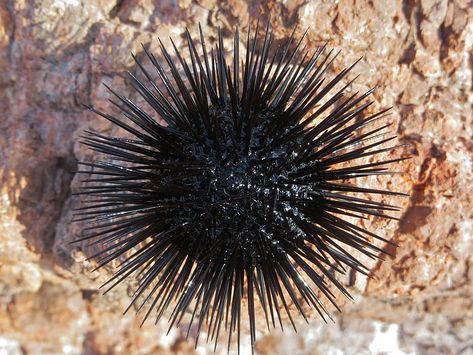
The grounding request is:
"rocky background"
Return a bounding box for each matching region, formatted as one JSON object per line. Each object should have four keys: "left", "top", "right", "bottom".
{"left": 1, "top": 0, "right": 473, "bottom": 354}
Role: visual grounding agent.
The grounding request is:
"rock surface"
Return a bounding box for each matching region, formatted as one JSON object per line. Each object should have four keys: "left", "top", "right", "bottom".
{"left": 1, "top": 0, "right": 473, "bottom": 354}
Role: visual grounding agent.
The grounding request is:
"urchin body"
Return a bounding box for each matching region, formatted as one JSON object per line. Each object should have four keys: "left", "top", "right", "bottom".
{"left": 76, "top": 23, "right": 405, "bottom": 351}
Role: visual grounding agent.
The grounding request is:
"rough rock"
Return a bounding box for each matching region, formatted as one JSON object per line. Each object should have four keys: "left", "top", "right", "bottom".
{"left": 1, "top": 0, "right": 473, "bottom": 354}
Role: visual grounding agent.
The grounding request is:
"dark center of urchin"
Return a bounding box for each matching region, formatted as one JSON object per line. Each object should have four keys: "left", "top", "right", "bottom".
{"left": 173, "top": 103, "right": 310, "bottom": 263}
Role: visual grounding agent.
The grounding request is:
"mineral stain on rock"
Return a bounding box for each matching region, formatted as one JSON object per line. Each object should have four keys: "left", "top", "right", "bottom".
{"left": 399, "top": 205, "right": 432, "bottom": 233}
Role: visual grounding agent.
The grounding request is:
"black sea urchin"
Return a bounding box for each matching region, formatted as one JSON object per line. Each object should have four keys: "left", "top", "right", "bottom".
{"left": 75, "top": 22, "right": 406, "bottom": 352}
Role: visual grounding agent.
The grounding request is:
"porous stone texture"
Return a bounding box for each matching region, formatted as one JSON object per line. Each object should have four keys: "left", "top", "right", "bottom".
{"left": 1, "top": 0, "right": 472, "bottom": 354}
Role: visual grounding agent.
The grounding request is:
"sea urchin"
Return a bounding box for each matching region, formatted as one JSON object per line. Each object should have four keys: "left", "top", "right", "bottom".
{"left": 75, "top": 22, "right": 406, "bottom": 352}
